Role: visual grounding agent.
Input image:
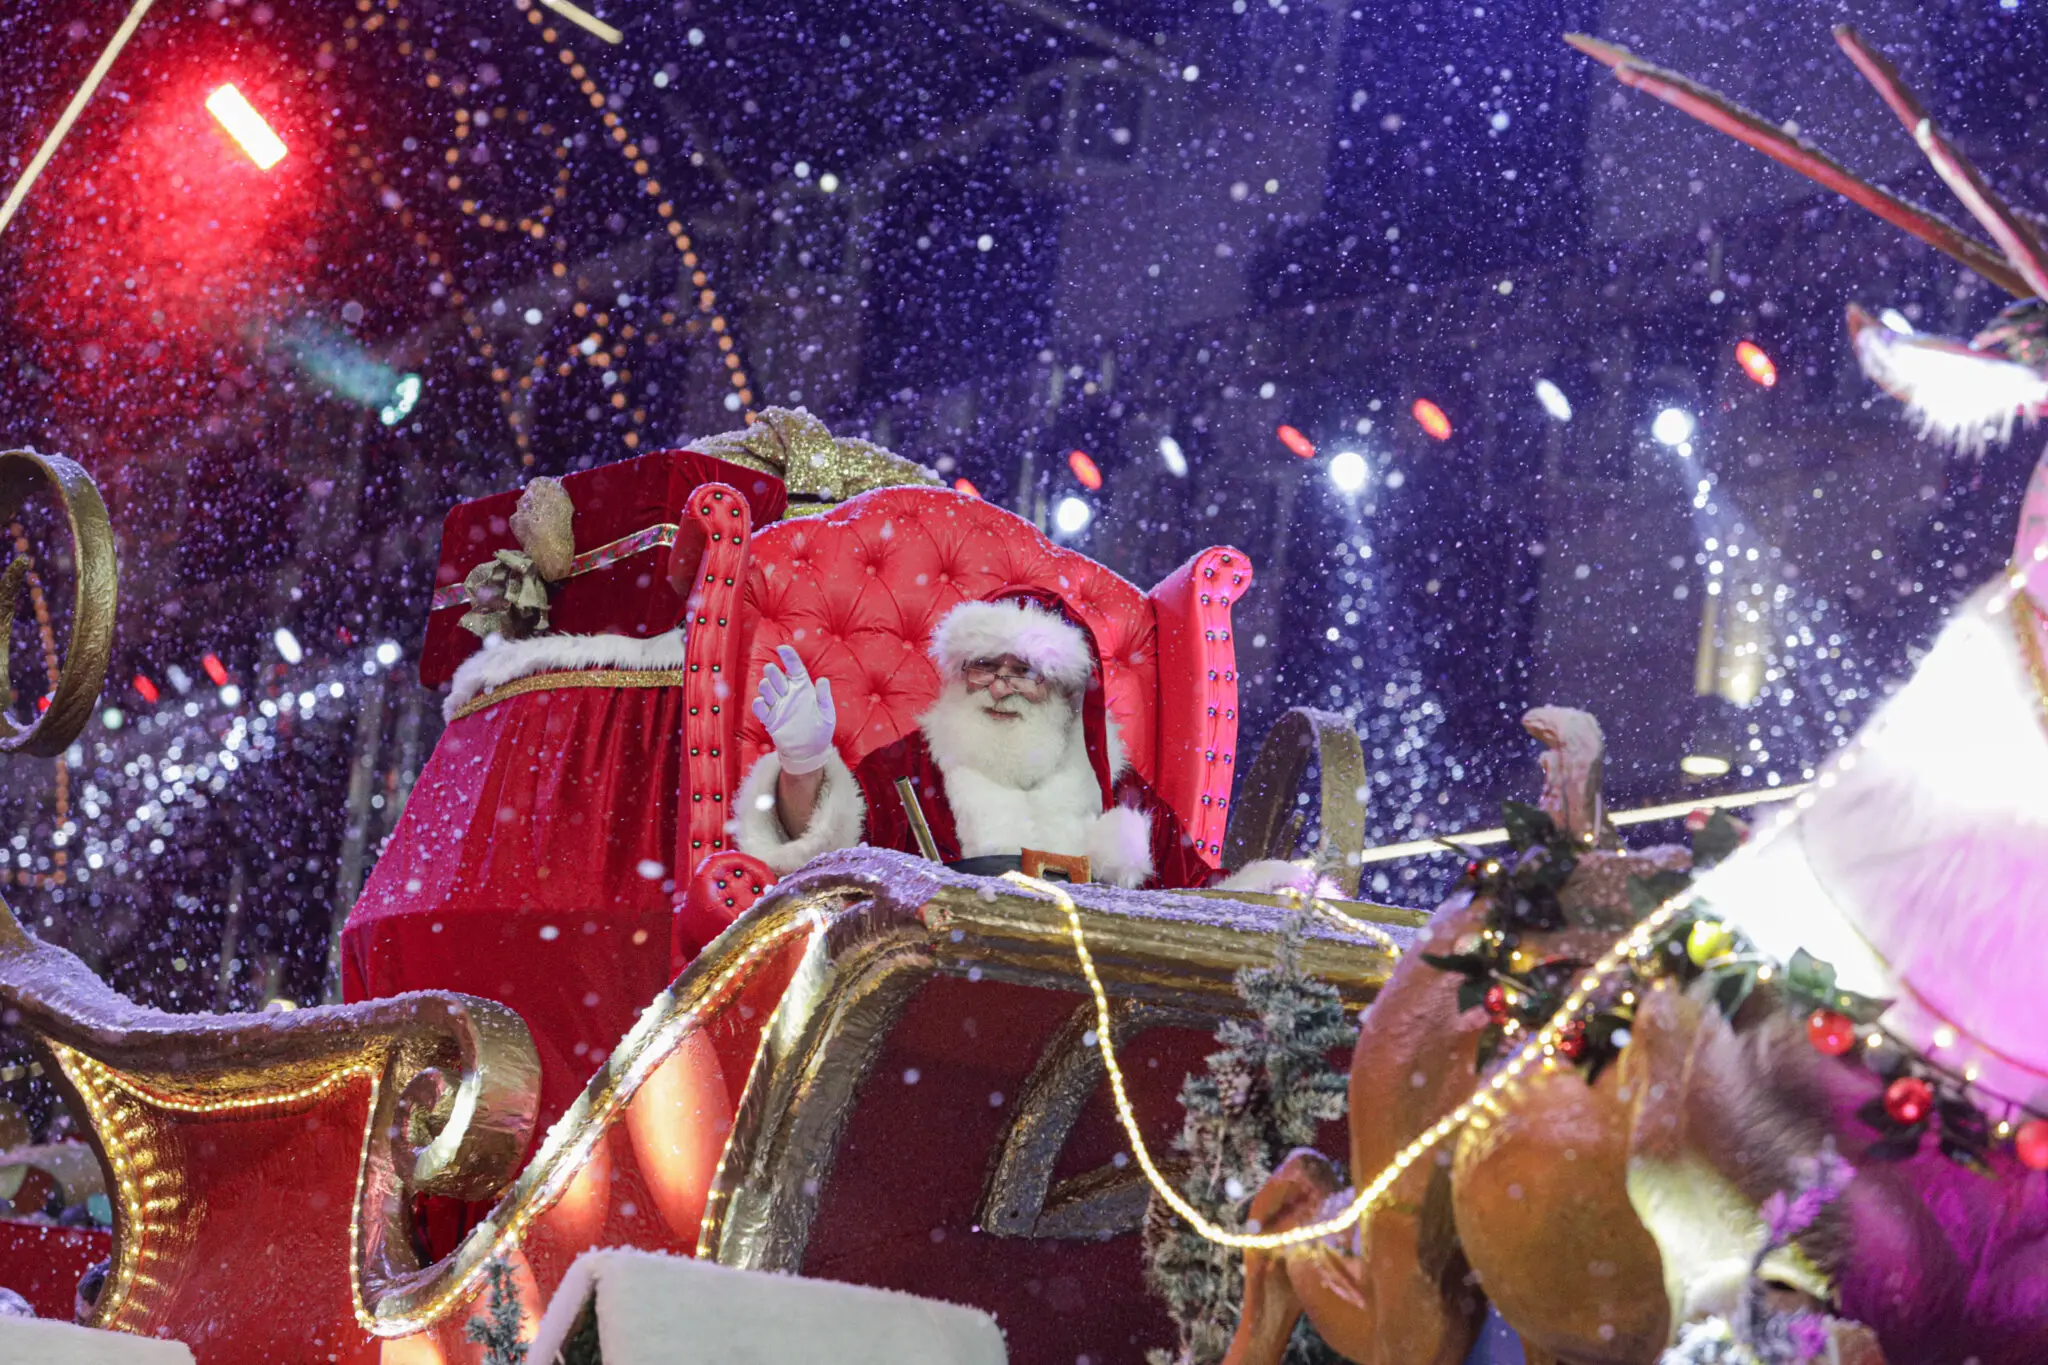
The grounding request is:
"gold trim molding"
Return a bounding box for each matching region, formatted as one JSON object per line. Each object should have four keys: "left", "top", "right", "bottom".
{"left": 449, "top": 665, "right": 688, "bottom": 722}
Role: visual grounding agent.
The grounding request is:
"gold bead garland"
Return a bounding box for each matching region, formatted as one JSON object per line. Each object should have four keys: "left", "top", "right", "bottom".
{"left": 352, "top": 0, "right": 760, "bottom": 467}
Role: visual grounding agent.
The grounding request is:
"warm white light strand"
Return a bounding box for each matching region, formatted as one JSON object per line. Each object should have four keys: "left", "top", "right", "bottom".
{"left": 535, "top": 0, "right": 623, "bottom": 44}
{"left": 1007, "top": 870, "right": 1694, "bottom": 1249}
{"left": 1357, "top": 783, "right": 1809, "bottom": 865}
{"left": 1278, "top": 886, "right": 1406, "bottom": 957}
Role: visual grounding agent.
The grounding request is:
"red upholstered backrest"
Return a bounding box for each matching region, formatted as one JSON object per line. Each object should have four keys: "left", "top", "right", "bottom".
{"left": 740, "top": 489, "right": 1160, "bottom": 782}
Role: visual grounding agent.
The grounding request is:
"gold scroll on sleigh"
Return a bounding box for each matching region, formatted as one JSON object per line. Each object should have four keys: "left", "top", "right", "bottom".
{"left": 0, "top": 446, "right": 1416, "bottom": 1365}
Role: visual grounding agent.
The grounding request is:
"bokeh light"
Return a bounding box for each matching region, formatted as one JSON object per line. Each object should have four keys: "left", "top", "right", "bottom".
{"left": 1411, "top": 399, "right": 1452, "bottom": 441}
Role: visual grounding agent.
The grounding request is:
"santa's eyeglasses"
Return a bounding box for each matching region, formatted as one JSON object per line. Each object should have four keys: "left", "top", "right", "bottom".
{"left": 961, "top": 658, "right": 1051, "bottom": 697}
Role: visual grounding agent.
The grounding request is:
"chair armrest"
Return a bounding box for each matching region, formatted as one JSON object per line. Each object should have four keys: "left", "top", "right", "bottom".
{"left": 1146, "top": 546, "right": 1253, "bottom": 870}
{"left": 677, "top": 484, "right": 755, "bottom": 887}
{"left": 674, "top": 850, "right": 777, "bottom": 975}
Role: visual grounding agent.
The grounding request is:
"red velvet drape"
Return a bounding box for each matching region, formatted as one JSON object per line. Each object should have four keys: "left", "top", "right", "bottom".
{"left": 341, "top": 682, "right": 683, "bottom": 1139}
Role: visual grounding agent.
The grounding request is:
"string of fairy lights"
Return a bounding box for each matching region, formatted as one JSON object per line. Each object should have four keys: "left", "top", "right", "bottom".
{"left": 1004, "top": 868, "right": 1695, "bottom": 1250}
{"left": 0, "top": 523, "right": 71, "bottom": 891}
{"left": 328, "top": 0, "right": 758, "bottom": 467}
{"left": 0, "top": 0, "right": 775, "bottom": 948}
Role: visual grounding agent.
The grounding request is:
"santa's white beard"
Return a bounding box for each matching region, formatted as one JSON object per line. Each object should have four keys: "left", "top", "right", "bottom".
{"left": 919, "top": 681, "right": 1110, "bottom": 862}
{"left": 920, "top": 682, "right": 1081, "bottom": 789}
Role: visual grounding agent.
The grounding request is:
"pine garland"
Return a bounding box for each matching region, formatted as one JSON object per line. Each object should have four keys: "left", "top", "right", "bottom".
{"left": 1144, "top": 911, "right": 1357, "bottom": 1365}
{"left": 465, "top": 1257, "right": 530, "bottom": 1365}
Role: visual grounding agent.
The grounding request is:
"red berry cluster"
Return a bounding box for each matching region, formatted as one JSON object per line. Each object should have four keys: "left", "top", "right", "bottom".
{"left": 1806, "top": 1008, "right": 2048, "bottom": 1170}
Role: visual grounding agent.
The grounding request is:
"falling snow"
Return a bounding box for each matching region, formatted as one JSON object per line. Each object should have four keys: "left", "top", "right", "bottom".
{"left": 0, "top": 0, "right": 2039, "bottom": 1172}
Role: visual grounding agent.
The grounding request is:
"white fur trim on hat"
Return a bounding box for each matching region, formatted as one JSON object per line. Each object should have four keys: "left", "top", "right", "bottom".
{"left": 929, "top": 598, "right": 1094, "bottom": 691}
{"left": 732, "top": 749, "right": 865, "bottom": 876}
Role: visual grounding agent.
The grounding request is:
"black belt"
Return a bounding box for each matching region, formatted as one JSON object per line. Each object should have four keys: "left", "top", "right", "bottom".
{"left": 944, "top": 854, "right": 1078, "bottom": 883}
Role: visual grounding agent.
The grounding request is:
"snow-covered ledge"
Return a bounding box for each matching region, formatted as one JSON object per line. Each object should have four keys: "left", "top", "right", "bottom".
{"left": 444, "top": 628, "right": 688, "bottom": 720}
{"left": 525, "top": 1249, "right": 1007, "bottom": 1365}
{"left": 0, "top": 1315, "right": 195, "bottom": 1364}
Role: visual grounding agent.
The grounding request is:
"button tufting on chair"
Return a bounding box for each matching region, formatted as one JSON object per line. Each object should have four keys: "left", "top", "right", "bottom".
{"left": 678, "top": 488, "right": 1249, "bottom": 936}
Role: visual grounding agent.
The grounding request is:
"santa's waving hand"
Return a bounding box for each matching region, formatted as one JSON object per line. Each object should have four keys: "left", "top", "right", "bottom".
{"left": 753, "top": 645, "right": 837, "bottom": 774}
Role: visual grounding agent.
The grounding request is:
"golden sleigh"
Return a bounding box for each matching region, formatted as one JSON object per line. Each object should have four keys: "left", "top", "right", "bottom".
{"left": 0, "top": 449, "right": 1417, "bottom": 1364}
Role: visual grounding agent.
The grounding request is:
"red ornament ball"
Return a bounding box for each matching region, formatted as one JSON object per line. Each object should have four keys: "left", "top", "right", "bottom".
{"left": 1483, "top": 984, "right": 1509, "bottom": 1020}
{"left": 1884, "top": 1076, "right": 1935, "bottom": 1126}
{"left": 1557, "top": 1022, "right": 1587, "bottom": 1061}
{"left": 2016, "top": 1119, "right": 2048, "bottom": 1171}
{"left": 1806, "top": 1009, "right": 1858, "bottom": 1057}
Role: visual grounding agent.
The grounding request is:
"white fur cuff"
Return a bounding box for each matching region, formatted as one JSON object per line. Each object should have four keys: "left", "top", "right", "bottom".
{"left": 1215, "top": 858, "right": 1320, "bottom": 896}
{"left": 1085, "top": 803, "right": 1155, "bottom": 889}
{"left": 732, "top": 749, "right": 865, "bottom": 875}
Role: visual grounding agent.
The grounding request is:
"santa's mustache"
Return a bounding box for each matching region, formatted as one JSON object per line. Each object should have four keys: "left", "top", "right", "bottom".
{"left": 980, "top": 693, "right": 1042, "bottom": 715}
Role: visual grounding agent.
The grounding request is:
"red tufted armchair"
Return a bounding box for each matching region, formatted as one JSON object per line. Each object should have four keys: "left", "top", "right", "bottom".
{"left": 672, "top": 485, "right": 1251, "bottom": 962}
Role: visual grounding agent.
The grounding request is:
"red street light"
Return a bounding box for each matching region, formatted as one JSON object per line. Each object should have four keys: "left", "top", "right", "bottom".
{"left": 1735, "top": 339, "right": 1778, "bottom": 388}
{"left": 1275, "top": 424, "right": 1316, "bottom": 459}
{"left": 201, "top": 653, "right": 229, "bottom": 686}
{"left": 1411, "top": 398, "right": 1453, "bottom": 440}
{"left": 205, "top": 85, "right": 288, "bottom": 170}
{"left": 132, "top": 673, "right": 160, "bottom": 705}
{"left": 953, "top": 477, "right": 981, "bottom": 498}
{"left": 1067, "top": 450, "right": 1103, "bottom": 490}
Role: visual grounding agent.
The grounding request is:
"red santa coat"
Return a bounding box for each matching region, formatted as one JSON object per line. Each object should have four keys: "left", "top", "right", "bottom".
{"left": 853, "top": 729, "right": 1217, "bottom": 890}
{"left": 735, "top": 590, "right": 1230, "bottom": 890}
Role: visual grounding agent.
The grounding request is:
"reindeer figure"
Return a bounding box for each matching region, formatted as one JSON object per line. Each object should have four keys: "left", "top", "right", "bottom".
{"left": 1228, "top": 28, "right": 2048, "bottom": 1365}
{"left": 1227, "top": 708, "right": 1688, "bottom": 1365}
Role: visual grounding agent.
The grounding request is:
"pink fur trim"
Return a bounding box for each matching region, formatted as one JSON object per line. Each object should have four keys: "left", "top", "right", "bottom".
{"left": 929, "top": 599, "right": 1094, "bottom": 690}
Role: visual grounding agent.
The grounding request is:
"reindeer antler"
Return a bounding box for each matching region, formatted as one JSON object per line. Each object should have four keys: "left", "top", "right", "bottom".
{"left": 1831, "top": 27, "right": 2048, "bottom": 302}
{"left": 1565, "top": 32, "right": 2032, "bottom": 299}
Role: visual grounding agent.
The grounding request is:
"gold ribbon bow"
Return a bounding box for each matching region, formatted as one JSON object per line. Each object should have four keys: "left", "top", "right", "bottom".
{"left": 458, "top": 477, "right": 575, "bottom": 642}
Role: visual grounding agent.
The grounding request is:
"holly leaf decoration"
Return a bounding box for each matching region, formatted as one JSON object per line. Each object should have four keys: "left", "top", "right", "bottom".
{"left": 1420, "top": 951, "right": 1488, "bottom": 977}
{"left": 1515, "top": 883, "right": 1568, "bottom": 933}
{"left": 1711, "top": 962, "right": 1759, "bottom": 1019}
{"left": 1455, "top": 977, "right": 1490, "bottom": 1015}
{"left": 1783, "top": 949, "right": 1891, "bottom": 1023}
{"left": 1938, "top": 1138, "right": 1994, "bottom": 1175}
{"left": 1440, "top": 839, "right": 1486, "bottom": 863}
{"left": 1580, "top": 1011, "right": 1633, "bottom": 1085}
{"left": 1625, "top": 871, "right": 1693, "bottom": 929}
{"left": 1856, "top": 1095, "right": 1928, "bottom": 1161}
{"left": 1690, "top": 811, "right": 1744, "bottom": 870}
{"left": 1501, "top": 800, "right": 1557, "bottom": 852}
{"left": 1783, "top": 948, "right": 1837, "bottom": 1002}
{"left": 1935, "top": 1096, "right": 1993, "bottom": 1173}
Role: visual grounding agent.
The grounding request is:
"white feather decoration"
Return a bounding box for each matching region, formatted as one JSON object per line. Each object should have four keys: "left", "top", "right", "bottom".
{"left": 1849, "top": 302, "right": 2048, "bottom": 456}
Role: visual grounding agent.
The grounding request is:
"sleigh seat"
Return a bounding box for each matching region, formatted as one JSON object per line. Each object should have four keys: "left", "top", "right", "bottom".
{"left": 671, "top": 484, "right": 1253, "bottom": 960}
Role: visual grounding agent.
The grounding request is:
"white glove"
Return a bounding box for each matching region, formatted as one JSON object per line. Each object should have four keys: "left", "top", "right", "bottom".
{"left": 753, "top": 644, "right": 837, "bottom": 776}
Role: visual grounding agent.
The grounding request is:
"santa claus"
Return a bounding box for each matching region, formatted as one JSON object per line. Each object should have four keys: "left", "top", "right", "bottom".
{"left": 734, "top": 591, "right": 1304, "bottom": 891}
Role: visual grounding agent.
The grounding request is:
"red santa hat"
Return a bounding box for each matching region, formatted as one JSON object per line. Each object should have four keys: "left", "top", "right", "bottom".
{"left": 928, "top": 595, "right": 1097, "bottom": 692}
{"left": 929, "top": 590, "right": 1118, "bottom": 809}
